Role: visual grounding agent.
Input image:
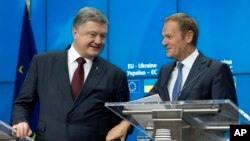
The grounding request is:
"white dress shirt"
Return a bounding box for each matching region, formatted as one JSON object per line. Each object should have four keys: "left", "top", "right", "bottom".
{"left": 168, "top": 49, "right": 199, "bottom": 101}
{"left": 68, "top": 45, "right": 93, "bottom": 83}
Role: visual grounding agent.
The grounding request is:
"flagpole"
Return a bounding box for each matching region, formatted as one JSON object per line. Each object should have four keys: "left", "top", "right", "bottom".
{"left": 26, "top": 0, "right": 31, "bottom": 19}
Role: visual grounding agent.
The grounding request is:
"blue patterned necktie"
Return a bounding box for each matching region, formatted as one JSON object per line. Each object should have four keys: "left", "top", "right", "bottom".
{"left": 172, "top": 63, "right": 184, "bottom": 102}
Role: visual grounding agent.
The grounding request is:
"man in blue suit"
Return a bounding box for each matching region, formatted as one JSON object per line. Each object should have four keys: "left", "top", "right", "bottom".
{"left": 12, "top": 7, "right": 130, "bottom": 141}
{"left": 148, "top": 13, "right": 237, "bottom": 105}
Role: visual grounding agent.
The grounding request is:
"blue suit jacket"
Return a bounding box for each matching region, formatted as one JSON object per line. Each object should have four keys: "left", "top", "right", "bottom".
{"left": 12, "top": 49, "right": 129, "bottom": 141}
{"left": 149, "top": 53, "right": 238, "bottom": 105}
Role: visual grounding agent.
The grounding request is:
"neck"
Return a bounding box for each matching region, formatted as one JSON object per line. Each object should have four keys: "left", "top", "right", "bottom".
{"left": 178, "top": 45, "right": 196, "bottom": 61}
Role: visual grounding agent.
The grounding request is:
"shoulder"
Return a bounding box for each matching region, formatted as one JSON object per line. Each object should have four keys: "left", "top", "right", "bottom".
{"left": 30, "top": 51, "right": 67, "bottom": 68}
{"left": 197, "top": 53, "right": 229, "bottom": 67}
{"left": 198, "top": 54, "right": 231, "bottom": 73}
{"left": 35, "top": 51, "right": 65, "bottom": 59}
{"left": 33, "top": 50, "right": 66, "bottom": 62}
{"left": 94, "top": 56, "right": 125, "bottom": 74}
{"left": 210, "top": 59, "right": 231, "bottom": 72}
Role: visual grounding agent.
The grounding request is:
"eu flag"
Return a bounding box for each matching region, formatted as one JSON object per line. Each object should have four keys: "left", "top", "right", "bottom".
{"left": 13, "top": 4, "right": 38, "bottom": 131}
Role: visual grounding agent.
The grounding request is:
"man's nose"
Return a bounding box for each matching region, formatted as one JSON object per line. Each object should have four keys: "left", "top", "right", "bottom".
{"left": 94, "top": 36, "right": 102, "bottom": 44}
{"left": 162, "top": 37, "right": 168, "bottom": 46}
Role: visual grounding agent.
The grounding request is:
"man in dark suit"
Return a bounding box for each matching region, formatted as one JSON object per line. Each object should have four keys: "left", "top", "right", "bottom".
{"left": 148, "top": 13, "right": 237, "bottom": 105}
{"left": 12, "top": 7, "right": 130, "bottom": 141}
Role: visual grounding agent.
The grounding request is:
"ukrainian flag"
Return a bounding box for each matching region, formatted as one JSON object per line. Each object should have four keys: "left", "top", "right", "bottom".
{"left": 144, "top": 79, "right": 157, "bottom": 93}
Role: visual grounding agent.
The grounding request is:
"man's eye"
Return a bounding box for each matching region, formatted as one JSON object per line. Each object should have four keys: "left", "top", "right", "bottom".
{"left": 101, "top": 35, "right": 106, "bottom": 39}
{"left": 88, "top": 33, "right": 96, "bottom": 37}
{"left": 166, "top": 35, "right": 174, "bottom": 39}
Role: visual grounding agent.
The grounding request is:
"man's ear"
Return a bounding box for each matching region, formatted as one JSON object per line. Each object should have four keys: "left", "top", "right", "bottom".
{"left": 185, "top": 30, "right": 194, "bottom": 44}
{"left": 72, "top": 27, "right": 78, "bottom": 39}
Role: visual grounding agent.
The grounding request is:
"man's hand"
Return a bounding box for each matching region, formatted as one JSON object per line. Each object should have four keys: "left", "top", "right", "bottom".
{"left": 106, "top": 120, "right": 130, "bottom": 141}
{"left": 12, "top": 122, "right": 32, "bottom": 139}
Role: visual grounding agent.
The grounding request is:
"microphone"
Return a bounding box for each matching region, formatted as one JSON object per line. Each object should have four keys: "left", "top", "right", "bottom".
{"left": 178, "top": 60, "right": 212, "bottom": 97}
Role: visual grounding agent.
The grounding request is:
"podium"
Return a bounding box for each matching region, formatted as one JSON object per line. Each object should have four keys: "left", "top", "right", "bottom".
{"left": 105, "top": 99, "right": 250, "bottom": 141}
{"left": 0, "top": 121, "right": 34, "bottom": 141}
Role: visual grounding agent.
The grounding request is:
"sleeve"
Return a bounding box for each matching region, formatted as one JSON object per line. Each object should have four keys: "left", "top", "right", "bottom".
{"left": 12, "top": 55, "right": 39, "bottom": 125}
{"left": 112, "top": 71, "right": 129, "bottom": 124}
{"left": 211, "top": 63, "right": 238, "bottom": 105}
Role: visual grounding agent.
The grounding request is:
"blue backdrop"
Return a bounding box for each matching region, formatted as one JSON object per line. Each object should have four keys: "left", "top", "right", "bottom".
{"left": 1, "top": 0, "right": 250, "bottom": 140}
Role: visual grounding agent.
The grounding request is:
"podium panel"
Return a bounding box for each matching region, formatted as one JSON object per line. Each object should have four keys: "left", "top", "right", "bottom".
{"left": 105, "top": 99, "right": 250, "bottom": 141}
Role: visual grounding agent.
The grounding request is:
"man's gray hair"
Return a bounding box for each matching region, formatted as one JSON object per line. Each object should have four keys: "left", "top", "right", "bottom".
{"left": 165, "top": 13, "right": 199, "bottom": 46}
{"left": 73, "top": 7, "right": 108, "bottom": 29}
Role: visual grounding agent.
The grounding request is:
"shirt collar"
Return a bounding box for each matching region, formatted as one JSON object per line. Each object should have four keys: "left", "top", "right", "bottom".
{"left": 68, "top": 44, "right": 81, "bottom": 64}
{"left": 180, "top": 49, "right": 199, "bottom": 69}
{"left": 68, "top": 44, "right": 94, "bottom": 63}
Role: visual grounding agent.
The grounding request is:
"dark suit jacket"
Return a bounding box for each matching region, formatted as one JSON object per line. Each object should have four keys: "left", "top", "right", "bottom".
{"left": 148, "top": 53, "right": 238, "bottom": 105}
{"left": 12, "top": 50, "right": 129, "bottom": 141}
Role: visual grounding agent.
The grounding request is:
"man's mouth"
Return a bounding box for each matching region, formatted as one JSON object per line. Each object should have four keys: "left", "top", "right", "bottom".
{"left": 90, "top": 46, "right": 101, "bottom": 49}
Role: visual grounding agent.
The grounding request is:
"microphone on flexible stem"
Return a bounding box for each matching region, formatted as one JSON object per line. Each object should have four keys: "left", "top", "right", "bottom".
{"left": 177, "top": 60, "right": 212, "bottom": 100}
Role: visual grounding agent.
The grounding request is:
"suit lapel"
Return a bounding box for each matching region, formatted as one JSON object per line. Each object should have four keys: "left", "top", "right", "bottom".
{"left": 54, "top": 51, "right": 74, "bottom": 106}
{"left": 161, "top": 63, "right": 175, "bottom": 101}
{"left": 178, "top": 54, "right": 208, "bottom": 100}
{"left": 73, "top": 57, "right": 106, "bottom": 106}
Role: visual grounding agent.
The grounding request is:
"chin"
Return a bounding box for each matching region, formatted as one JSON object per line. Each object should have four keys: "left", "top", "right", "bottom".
{"left": 166, "top": 54, "right": 171, "bottom": 58}
{"left": 89, "top": 52, "right": 100, "bottom": 57}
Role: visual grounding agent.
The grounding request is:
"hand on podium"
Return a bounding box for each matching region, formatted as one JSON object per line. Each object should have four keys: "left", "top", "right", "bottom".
{"left": 106, "top": 120, "right": 130, "bottom": 141}
{"left": 12, "top": 122, "right": 32, "bottom": 139}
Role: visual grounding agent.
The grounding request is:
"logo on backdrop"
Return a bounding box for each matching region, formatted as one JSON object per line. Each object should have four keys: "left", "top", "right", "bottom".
{"left": 127, "top": 62, "right": 158, "bottom": 77}
{"left": 128, "top": 80, "right": 140, "bottom": 93}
